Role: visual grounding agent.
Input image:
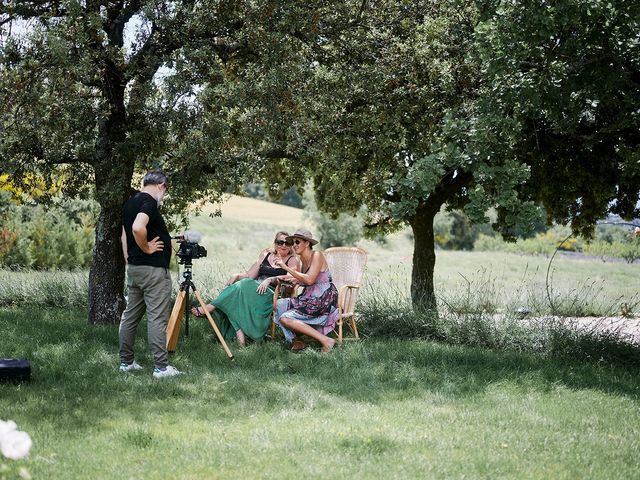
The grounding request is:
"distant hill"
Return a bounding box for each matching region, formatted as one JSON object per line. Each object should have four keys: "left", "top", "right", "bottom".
{"left": 199, "top": 195, "right": 305, "bottom": 228}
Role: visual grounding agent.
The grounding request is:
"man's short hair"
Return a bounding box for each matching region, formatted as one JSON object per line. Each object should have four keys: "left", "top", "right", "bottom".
{"left": 143, "top": 170, "right": 169, "bottom": 187}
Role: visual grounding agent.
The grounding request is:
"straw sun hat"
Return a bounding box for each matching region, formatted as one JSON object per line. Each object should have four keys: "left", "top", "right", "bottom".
{"left": 286, "top": 229, "right": 319, "bottom": 246}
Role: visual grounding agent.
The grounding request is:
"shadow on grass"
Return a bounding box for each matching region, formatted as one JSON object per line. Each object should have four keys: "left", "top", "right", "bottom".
{"left": 1, "top": 307, "right": 638, "bottom": 435}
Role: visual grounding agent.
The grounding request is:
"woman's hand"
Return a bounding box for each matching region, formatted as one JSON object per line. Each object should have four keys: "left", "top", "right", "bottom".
{"left": 191, "top": 305, "right": 214, "bottom": 317}
{"left": 226, "top": 273, "right": 240, "bottom": 285}
{"left": 256, "top": 278, "right": 272, "bottom": 295}
{"left": 273, "top": 256, "right": 286, "bottom": 269}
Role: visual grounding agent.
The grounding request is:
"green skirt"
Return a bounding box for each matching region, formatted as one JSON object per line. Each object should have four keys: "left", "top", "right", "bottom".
{"left": 211, "top": 278, "right": 274, "bottom": 341}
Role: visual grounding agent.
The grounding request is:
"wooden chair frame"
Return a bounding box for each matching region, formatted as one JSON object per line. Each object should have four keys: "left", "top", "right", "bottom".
{"left": 324, "top": 246, "right": 368, "bottom": 343}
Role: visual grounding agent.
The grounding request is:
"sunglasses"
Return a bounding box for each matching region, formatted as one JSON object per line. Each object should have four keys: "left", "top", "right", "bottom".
{"left": 293, "top": 239, "right": 305, "bottom": 245}
{"left": 275, "top": 240, "right": 291, "bottom": 246}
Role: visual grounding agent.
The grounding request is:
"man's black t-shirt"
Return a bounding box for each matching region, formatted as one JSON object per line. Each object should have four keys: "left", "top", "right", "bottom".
{"left": 122, "top": 192, "right": 172, "bottom": 268}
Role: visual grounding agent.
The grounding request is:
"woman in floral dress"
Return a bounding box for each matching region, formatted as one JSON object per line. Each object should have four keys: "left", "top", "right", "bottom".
{"left": 273, "top": 229, "right": 339, "bottom": 353}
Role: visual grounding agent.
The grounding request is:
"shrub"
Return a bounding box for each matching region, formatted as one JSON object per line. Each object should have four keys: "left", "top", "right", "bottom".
{"left": 434, "top": 210, "right": 494, "bottom": 250}
{"left": 0, "top": 197, "right": 97, "bottom": 269}
{"left": 621, "top": 240, "right": 640, "bottom": 264}
{"left": 303, "top": 191, "right": 363, "bottom": 248}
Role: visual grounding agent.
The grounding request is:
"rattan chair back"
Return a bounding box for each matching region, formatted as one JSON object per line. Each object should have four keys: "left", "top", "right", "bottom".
{"left": 324, "top": 246, "right": 368, "bottom": 315}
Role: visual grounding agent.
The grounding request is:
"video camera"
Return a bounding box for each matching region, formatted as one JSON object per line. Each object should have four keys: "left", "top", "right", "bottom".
{"left": 173, "top": 230, "right": 207, "bottom": 265}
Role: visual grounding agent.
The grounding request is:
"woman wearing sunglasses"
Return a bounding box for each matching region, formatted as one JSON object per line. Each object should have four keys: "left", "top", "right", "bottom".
{"left": 191, "top": 231, "right": 300, "bottom": 346}
{"left": 272, "top": 229, "right": 339, "bottom": 353}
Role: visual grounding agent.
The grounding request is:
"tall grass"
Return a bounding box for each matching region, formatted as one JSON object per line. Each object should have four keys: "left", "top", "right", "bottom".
{"left": 0, "top": 268, "right": 88, "bottom": 307}
{"left": 1, "top": 255, "right": 638, "bottom": 367}
{"left": 358, "top": 269, "right": 640, "bottom": 367}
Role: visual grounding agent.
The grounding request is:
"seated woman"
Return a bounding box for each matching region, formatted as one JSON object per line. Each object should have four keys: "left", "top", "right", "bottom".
{"left": 192, "top": 231, "right": 300, "bottom": 346}
{"left": 272, "top": 229, "right": 339, "bottom": 353}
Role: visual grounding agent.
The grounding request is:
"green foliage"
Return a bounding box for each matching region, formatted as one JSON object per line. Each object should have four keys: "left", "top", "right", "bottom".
{"left": 621, "top": 238, "right": 640, "bottom": 264}
{"left": 477, "top": 223, "right": 640, "bottom": 262}
{"left": 1, "top": 1, "right": 329, "bottom": 322}
{"left": 243, "top": 183, "right": 304, "bottom": 209}
{"left": 474, "top": 0, "right": 640, "bottom": 237}
{"left": 303, "top": 191, "right": 363, "bottom": 248}
{"left": 0, "top": 194, "right": 96, "bottom": 270}
{"left": 434, "top": 209, "right": 494, "bottom": 250}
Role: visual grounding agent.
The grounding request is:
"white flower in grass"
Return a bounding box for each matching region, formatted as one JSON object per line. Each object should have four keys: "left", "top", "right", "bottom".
{"left": 0, "top": 420, "right": 32, "bottom": 460}
{"left": 0, "top": 420, "right": 17, "bottom": 438}
{"left": 0, "top": 430, "right": 32, "bottom": 460}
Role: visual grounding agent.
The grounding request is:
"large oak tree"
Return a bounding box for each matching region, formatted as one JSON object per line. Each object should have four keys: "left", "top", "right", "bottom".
{"left": 0, "top": 0, "right": 330, "bottom": 323}
{"left": 226, "top": 0, "right": 639, "bottom": 312}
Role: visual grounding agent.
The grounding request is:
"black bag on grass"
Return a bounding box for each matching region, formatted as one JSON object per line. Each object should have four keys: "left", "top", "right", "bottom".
{"left": 0, "top": 358, "right": 31, "bottom": 383}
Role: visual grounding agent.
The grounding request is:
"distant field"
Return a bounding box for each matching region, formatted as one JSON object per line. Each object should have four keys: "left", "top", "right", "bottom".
{"left": 197, "top": 194, "right": 305, "bottom": 228}
{"left": 184, "top": 197, "right": 640, "bottom": 314}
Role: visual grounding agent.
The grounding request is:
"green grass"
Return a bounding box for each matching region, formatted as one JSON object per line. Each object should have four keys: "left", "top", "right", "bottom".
{"left": 1, "top": 307, "right": 640, "bottom": 479}
{"left": 1, "top": 201, "right": 639, "bottom": 477}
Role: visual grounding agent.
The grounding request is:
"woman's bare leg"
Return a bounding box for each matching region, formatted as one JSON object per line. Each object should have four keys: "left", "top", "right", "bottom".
{"left": 236, "top": 329, "right": 246, "bottom": 347}
{"left": 280, "top": 317, "right": 336, "bottom": 352}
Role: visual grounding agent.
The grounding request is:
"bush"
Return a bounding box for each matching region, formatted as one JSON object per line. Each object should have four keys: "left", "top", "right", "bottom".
{"left": 303, "top": 191, "right": 363, "bottom": 248}
{"left": 0, "top": 196, "right": 97, "bottom": 270}
{"left": 475, "top": 222, "right": 640, "bottom": 262}
{"left": 434, "top": 210, "right": 494, "bottom": 250}
{"left": 244, "top": 183, "right": 304, "bottom": 208}
{"left": 472, "top": 233, "right": 505, "bottom": 252}
{"left": 621, "top": 238, "right": 640, "bottom": 264}
{"left": 582, "top": 240, "right": 626, "bottom": 258}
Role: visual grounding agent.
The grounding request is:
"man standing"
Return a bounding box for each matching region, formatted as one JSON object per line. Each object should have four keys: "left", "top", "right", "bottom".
{"left": 119, "top": 170, "right": 182, "bottom": 378}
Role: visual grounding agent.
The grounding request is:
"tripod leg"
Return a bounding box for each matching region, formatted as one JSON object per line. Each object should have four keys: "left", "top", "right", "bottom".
{"left": 193, "top": 290, "right": 234, "bottom": 360}
{"left": 166, "top": 290, "right": 187, "bottom": 353}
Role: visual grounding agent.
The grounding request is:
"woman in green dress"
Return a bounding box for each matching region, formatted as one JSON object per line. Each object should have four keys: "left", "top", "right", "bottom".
{"left": 191, "top": 231, "right": 300, "bottom": 345}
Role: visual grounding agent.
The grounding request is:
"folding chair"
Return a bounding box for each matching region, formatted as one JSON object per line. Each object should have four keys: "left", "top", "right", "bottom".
{"left": 324, "top": 246, "right": 368, "bottom": 342}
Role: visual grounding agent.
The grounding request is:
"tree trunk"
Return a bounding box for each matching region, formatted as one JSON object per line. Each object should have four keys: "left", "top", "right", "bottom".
{"left": 87, "top": 46, "right": 133, "bottom": 325}
{"left": 409, "top": 207, "right": 438, "bottom": 313}
{"left": 88, "top": 160, "right": 134, "bottom": 325}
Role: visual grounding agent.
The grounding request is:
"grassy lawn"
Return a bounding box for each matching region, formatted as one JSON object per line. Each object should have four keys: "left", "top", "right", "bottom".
{"left": 1, "top": 198, "right": 639, "bottom": 478}
{"left": 2, "top": 307, "right": 639, "bottom": 479}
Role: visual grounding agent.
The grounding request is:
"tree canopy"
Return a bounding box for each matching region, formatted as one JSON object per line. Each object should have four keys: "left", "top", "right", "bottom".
{"left": 0, "top": 0, "right": 331, "bottom": 323}
{"left": 473, "top": 0, "right": 640, "bottom": 237}
{"left": 219, "top": 0, "right": 639, "bottom": 310}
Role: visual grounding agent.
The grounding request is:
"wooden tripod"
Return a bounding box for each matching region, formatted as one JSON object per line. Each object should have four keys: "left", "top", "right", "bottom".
{"left": 165, "top": 265, "right": 234, "bottom": 360}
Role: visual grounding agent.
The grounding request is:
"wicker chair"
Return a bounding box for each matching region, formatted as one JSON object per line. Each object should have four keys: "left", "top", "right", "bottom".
{"left": 324, "top": 246, "right": 368, "bottom": 342}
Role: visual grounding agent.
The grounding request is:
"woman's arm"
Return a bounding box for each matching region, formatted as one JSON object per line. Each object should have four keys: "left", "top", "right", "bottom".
{"left": 274, "top": 252, "right": 324, "bottom": 286}
{"left": 246, "top": 251, "right": 269, "bottom": 279}
{"left": 256, "top": 256, "right": 301, "bottom": 293}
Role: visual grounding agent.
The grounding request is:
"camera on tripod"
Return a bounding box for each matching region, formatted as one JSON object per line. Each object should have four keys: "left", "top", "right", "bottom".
{"left": 173, "top": 231, "right": 207, "bottom": 265}
{"left": 167, "top": 229, "right": 233, "bottom": 359}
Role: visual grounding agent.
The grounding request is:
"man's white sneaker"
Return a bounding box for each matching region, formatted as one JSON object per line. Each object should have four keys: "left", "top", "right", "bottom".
{"left": 119, "top": 361, "right": 143, "bottom": 372}
{"left": 153, "top": 365, "right": 183, "bottom": 379}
